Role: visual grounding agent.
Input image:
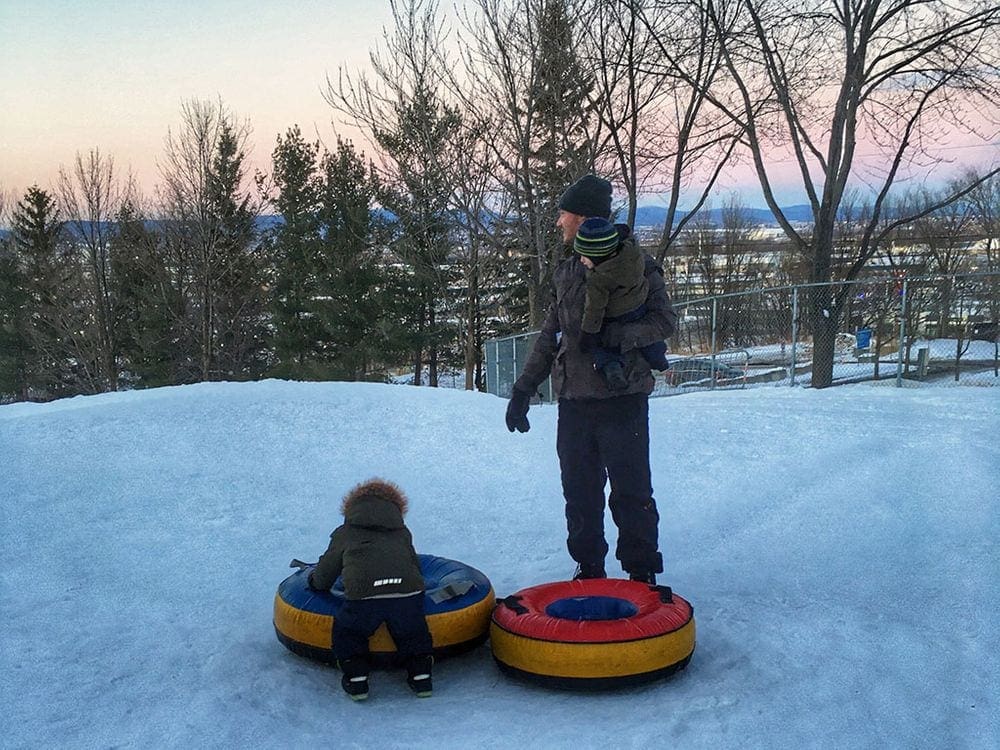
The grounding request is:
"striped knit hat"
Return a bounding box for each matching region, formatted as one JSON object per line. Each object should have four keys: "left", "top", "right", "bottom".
{"left": 574, "top": 217, "right": 620, "bottom": 258}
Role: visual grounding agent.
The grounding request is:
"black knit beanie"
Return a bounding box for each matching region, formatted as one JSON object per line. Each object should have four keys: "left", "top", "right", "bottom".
{"left": 558, "top": 175, "right": 613, "bottom": 218}
{"left": 574, "top": 217, "right": 620, "bottom": 258}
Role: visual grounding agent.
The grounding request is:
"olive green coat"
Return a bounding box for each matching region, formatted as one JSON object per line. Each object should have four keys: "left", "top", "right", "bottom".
{"left": 308, "top": 480, "right": 424, "bottom": 600}
{"left": 581, "top": 240, "right": 649, "bottom": 334}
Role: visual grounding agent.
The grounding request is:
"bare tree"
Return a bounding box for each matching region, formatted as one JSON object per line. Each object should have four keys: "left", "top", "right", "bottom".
{"left": 964, "top": 171, "right": 1000, "bottom": 372}
{"left": 454, "top": 0, "right": 598, "bottom": 327}
{"left": 158, "top": 98, "right": 263, "bottom": 381}
{"left": 326, "top": 0, "right": 466, "bottom": 387}
{"left": 964, "top": 169, "right": 1000, "bottom": 274}
{"left": 0, "top": 186, "right": 12, "bottom": 227}
{"left": 579, "top": 0, "right": 741, "bottom": 251}
{"left": 705, "top": 0, "right": 1000, "bottom": 386}
{"left": 58, "top": 149, "right": 132, "bottom": 391}
{"left": 911, "top": 187, "right": 978, "bottom": 277}
{"left": 444, "top": 118, "right": 518, "bottom": 389}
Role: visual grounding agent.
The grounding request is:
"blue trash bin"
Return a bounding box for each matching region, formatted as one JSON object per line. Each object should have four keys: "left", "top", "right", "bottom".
{"left": 856, "top": 328, "right": 872, "bottom": 349}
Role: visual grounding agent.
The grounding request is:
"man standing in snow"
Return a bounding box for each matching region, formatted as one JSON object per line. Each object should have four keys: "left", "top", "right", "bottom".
{"left": 505, "top": 174, "right": 678, "bottom": 584}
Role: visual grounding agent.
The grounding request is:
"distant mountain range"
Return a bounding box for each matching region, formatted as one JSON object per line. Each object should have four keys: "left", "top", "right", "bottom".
{"left": 0, "top": 204, "right": 814, "bottom": 242}
{"left": 631, "top": 204, "right": 815, "bottom": 228}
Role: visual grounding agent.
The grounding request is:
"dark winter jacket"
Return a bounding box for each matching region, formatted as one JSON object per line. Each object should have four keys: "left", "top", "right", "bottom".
{"left": 308, "top": 479, "right": 425, "bottom": 600}
{"left": 514, "top": 227, "right": 677, "bottom": 401}
{"left": 581, "top": 240, "right": 649, "bottom": 334}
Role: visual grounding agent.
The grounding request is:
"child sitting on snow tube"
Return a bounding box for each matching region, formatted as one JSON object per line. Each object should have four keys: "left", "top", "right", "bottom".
{"left": 306, "top": 478, "right": 433, "bottom": 701}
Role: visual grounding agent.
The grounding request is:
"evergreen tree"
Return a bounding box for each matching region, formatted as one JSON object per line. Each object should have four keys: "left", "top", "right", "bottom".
{"left": 531, "top": 0, "right": 596, "bottom": 205}
{"left": 269, "top": 132, "right": 394, "bottom": 380}
{"left": 374, "top": 85, "right": 462, "bottom": 386}
{"left": 160, "top": 100, "right": 265, "bottom": 381}
{"left": 111, "top": 201, "right": 182, "bottom": 387}
{"left": 9, "top": 186, "right": 85, "bottom": 398}
{"left": 526, "top": 0, "right": 597, "bottom": 320}
{"left": 0, "top": 232, "right": 28, "bottom": 400}
{"left": 269, "top": 125, "right": 324, "bottom": 377}
{"left": 208, "top": 122, "right": 267, "bottom": 379}
{"left": 316, "top": 138, "right": 391, "bottom": 380}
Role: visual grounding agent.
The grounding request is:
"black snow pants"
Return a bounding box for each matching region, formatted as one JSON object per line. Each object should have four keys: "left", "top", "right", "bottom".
{"left": 556, "top": 392, "right": 662, "bottom": 576}
{"left": 333, "top": 592, "right": 433, "bottom": 663}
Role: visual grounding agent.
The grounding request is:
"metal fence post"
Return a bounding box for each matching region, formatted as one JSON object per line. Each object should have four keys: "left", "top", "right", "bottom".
{"left": 790, "top": 286, "right": 799, "bottom": 387}
{"left": 511, "top": 337, "right": 518, "bottom": 393}
{"left": 896, "top": 280, "right": 908, "bottom": 388}
{"left": 710, "top": 296, "right": 718, "bottom": 390}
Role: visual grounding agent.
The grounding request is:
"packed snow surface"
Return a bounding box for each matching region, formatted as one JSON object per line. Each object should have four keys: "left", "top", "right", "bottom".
{"left": 2, "top": 380, "right": 997, "bottom": 749}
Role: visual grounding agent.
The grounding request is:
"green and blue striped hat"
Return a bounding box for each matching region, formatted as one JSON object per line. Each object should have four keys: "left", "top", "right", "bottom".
{"left": 574, "top": 217, "right": 620, "bottom": 258}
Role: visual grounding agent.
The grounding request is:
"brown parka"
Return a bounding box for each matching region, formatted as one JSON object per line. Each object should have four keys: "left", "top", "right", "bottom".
{"left": 515, "top": 228, "right": 678, "bottom": 401}
{"left": 308, "top": 479, "right": 425, "bottom": 600}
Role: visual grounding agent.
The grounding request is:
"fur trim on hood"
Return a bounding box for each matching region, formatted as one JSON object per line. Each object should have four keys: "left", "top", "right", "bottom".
{"left": 341, "top": 478, "right": 408, "bottom": 516}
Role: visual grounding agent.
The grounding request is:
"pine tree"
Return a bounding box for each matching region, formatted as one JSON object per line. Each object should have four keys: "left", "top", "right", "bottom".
{"left": 269, "top": 125, "right": 324, "bottom": 377}
{"left": 526, "top": 0, "right": 597, "bottom": 321}
{"left": 111, "top": 201, "right": 182, "bottom": 387}
{"left": 374, "top": 85, "right": 462, "bottom": 386}
{"left": 531, "top": 0, "right": 596, "bottom": 205}
{"left": 160, "top": 100, "right": 265, "bottom": 381}
{"left": 10, "top": 186, "right": 85, "bottom": 398}
{"left": 270, "top": 132, "right": 396, "bottom": 380}
{"left": 0, "top": 232, "right": 28, "bottom": 400}
{"left": 315, "top": 138, "right": 390, "bottom": 380}
{"left": 208, "top": 122, "right": 267, "bottom": 379}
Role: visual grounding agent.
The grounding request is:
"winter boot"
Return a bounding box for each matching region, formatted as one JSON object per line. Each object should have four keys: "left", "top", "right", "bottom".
{"left": 573, "top": 562, "right": 607, "bottom": 580}
{"left": 629, "top": 571, "right": 657, "bottom": 585}
{"left": 406, "top": 654, "right": 434, "bottom": 698}
{"left": 339, "top": 657, "right": 370, "bottom": 701}
{"left": 601, "top": 360, "right": 628, "bottom": 392}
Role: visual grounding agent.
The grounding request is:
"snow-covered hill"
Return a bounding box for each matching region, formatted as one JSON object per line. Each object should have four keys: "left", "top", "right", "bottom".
{"left": 2, "top": 381, "right": 997, "bottom": 749}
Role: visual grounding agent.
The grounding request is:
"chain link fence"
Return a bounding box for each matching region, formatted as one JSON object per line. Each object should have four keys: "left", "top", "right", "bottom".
{"left": 486, "top": 272, "right": 1000, "bottom": 400}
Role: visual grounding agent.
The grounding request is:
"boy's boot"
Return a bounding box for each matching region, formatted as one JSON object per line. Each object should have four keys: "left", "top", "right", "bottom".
{"left": 339, "top": 657, "right": 370, "bottom": 701}
{"left": 573, "top": 562, "right": 607, "bottom": 580}
{"left": 601, "top": 360, "right": 628, "bottom": 391}
{"left": 406, "top": 654, "right": 434, "bottom": 698}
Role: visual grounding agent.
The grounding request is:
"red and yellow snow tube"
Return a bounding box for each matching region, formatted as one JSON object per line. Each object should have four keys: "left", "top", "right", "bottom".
{"left": 490, "top": 578, "right": 695, "bottom": 689}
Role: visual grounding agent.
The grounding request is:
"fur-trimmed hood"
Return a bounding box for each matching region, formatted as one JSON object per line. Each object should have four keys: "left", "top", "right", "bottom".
{"left": 341, "top": 478, "right": 408, "bottom": 530}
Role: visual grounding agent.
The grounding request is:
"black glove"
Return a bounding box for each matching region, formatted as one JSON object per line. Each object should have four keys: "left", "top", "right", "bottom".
{"left": 505, "top": 388, "right": 531, "bottom": 433}
{"left": 578, "top": 331, "right": 601, "bottom": 354}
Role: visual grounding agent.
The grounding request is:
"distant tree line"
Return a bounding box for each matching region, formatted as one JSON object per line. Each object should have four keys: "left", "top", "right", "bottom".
{"left": 1, "top": 0, "right": 998, "bottom": 401}
{"left": 0, "top": 108, "right": 422, "bottom": 401}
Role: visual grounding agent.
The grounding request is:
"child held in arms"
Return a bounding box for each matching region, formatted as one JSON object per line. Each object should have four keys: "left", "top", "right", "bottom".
{"left": 307, "top": 478, "right": 433, "bottom": 701}
{"left": 575, "top": 216, "right": 670, "bottom": 391}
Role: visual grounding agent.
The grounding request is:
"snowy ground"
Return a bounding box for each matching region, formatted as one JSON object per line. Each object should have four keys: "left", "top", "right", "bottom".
{"left": 2, "top": 380, "right": 998, "bottom": 749}
{"left": 657, "top": 338, "right": 1000, "bottom": 394}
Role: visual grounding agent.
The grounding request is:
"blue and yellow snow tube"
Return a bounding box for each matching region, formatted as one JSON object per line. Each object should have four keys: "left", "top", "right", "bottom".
{"left": 274, "top": 554, "right": 494, "bottom": 666}
{"left": 490, "top": 578, "right": 695, "bottom": 689}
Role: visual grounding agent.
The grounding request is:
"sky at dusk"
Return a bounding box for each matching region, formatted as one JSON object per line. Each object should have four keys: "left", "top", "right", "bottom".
{"left": 1, "top": 0, "right": 392, "bottom": 199}
{"left": 2, "top": 1, "right": 997, "bottom": 211}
